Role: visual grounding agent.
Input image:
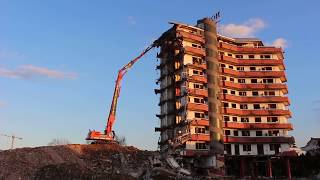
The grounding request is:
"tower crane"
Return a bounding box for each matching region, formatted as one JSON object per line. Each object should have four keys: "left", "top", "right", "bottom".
{"left": 0, "top": 133, "right": 23, "bottom": 149}
{"left": 86, "top": 41, "right": 160, "bottom": 143}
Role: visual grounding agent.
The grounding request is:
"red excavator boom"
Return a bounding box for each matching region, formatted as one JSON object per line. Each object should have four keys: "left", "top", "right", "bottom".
{"left": 86, "top": 43, "right": 156, "bottom": 143}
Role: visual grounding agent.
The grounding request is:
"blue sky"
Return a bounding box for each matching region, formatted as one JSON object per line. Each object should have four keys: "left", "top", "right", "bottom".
{"left": 0, "top": 0, "right": 319, "bottom": 150}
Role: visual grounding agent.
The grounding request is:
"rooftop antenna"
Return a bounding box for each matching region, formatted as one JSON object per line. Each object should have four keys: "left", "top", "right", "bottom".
{"left": 211, "top": 11, "right": 221, "bottom": 23}
{"left": 0, "top": 133, "right": 23, "bottom": 149}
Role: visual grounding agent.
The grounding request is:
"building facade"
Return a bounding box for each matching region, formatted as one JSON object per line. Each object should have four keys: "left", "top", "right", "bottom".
{"left": 155, "top": 18, "right": 294, "bottom": 176}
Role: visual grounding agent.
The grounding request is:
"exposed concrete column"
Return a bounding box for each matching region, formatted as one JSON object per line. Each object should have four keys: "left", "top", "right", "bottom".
{"left": 267, "top": 159, "right": 272, "bottom": 178}
{"left": 286, "top": 158, "right": 292, "bottom": 180}
{"left": 240, "top": 157, "right": 245, "bottom": 177}
{"left": 197, "top": 18, "right": 224, "bottom": 155}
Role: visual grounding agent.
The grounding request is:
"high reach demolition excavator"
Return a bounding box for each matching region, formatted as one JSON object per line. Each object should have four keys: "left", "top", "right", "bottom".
{"left": 86, "top": 41, "right": 160, "bottom": 143}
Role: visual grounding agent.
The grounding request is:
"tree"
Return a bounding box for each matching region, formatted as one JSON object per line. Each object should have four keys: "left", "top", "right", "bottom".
{"left": 114, "top": 135, "right": 126, "bottom": 145}
{"left": 48, "top": 138, "right": 71, "bottom": 146}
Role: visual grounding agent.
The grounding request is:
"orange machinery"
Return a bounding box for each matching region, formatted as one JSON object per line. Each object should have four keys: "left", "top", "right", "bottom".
{"left": 86, "top": 43, "right": 157, "bottom": 143}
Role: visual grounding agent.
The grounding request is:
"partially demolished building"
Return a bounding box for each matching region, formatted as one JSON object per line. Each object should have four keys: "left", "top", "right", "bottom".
{"left": 155, "top": 17, "right": 294, "bottom": 177}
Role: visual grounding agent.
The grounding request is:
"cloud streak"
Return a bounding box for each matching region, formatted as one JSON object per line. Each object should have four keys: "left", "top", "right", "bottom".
{"left": 219, "top": 18, "right": 266, "bottom": 38}
{"left": 270, "top": 38, "right": 287, "bottom": 48}
{"left": 312, "top": 100, "right": 320, "bottom": 112}
{"left": 312, "top": 100, "right": 320, "bottom": 111}
{"left": 312, "top": 100, "right": 320, "bottom": 104}
{"left": 313, "top": 108, "right": 320, "bottom": 112}
{"left": 127, "top": 16, "right": 136, "bottom": 25}
{"left": 0, "top": 65, "right": 77, "bottom": 80}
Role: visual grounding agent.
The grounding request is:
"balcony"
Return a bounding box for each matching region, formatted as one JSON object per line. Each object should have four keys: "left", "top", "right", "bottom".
{"left": 185, "top": 63, "right": 207, "bottom": 69}
{"left": 220, "top": 68, "right": 287, "bottom": 82}
{"left": 190, "top": 119, "right": 209, "bottom": 126}
{"left": 220, "top": 94, "right": 290, "bottom": 105}
{"left": 221, "top": 108, "right": 292, "bottom": 117}
{"left": 177, "top": 30, "right": 205, "bottom": 44}
{"left": 182, "top": 149, "right": 210, "bottom": 157}
{"left": 190, "top": 134, "right": 210, "bottom": 141}
{"left": 224, "top": 136, "right": 295, "bottom": 144}
{"left": 188, "top": 88, "right": 208, "bottom": 97}
{"left": 219, "top": 42, "right": 283, "bottom": 54}
{"left": 175, "top": 88, "right": 181, "bottom": 97}
{"left": 220, "top": 81, "right": 288, "bottom": 94}
{"left": 184, "top": 46, "right": 206, "bottom": 57}
{"left": 219, "top": 56, "right": 285, "bottom": 69}
{"left": 187, "top": 103, "right": 209, "bottom": 111}
{"left": 188, "top": 75, "right": 207, "bottom": 83}
{"left": 223, "top": 122, "right": 293, "bottom": 130}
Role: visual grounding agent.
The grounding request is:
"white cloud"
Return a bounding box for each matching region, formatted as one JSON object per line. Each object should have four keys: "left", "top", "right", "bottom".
{"left": 219, "top": 18, "right": 266, "bottom": 38}
{"left": 270, "top": 38, "right": 287, "bottom": 48}
{"left": 0, "top": 65, "right": 77, "bottom": 80}
{"left": 127, "top": 16, "right": 136, "bottom": 25}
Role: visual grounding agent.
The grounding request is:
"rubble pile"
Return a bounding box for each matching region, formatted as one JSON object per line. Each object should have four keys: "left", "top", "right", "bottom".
{"left": 302, "top": 138, "right": 320, "bottom": 156}
{"left": 0, "top": 144, "right": 237, "bottom": 180}
{"left": 0, "top": 144, "right": 160, "bottom": 180}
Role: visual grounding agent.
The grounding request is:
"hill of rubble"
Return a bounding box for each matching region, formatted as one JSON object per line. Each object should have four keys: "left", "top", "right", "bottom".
{"left": 0, "top": 144, "right": 165, "bottom": 180}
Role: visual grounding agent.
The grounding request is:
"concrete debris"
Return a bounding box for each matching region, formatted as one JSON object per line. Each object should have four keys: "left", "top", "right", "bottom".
{"left": 0, "top": 144, "right": 232, "bottom": 180}
{"left": 0, "top": 144, "right": 156, "bottom": 180}
{"left": 302, "top": 138, "right": 320, "bottom": 156}
{"left": 0, "top": 144, "right": 240, "bottom": 180}
{"left": 166, "top": 156, "right": 191, "bottom": 176}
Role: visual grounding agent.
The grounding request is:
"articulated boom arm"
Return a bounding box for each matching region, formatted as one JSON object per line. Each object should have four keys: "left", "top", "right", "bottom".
{"left": 86, "top": 36, "right": 164, "bottom": 142}
{"left": 105, "top": 44, "right": 155, "bottom": 136}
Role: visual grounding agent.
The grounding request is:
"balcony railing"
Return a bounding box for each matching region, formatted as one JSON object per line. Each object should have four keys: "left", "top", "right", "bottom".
{"left": 177, "top": 30, "right": 205, "bottom": 44}
{"left": 219, "top": 56, "right": 285, "bottom": 69}
{"left": 190, "top": 134, "right": 210, "bottom": 141}
{"left": 184, "top": 46, "right": 206, "bottom": 57}
{"left": 187, "top": 88, "right": 208, "bottom": 97}
{"left": 224, "top": 136, "right": 295, "bottom": 144}
{"left": 220, "top": 68, "right": 287, "bottom": 81}
{"left": 219, "top": 42, "right": 283, "bottom": 53}
{"left": 187, "top": 103, "right": 209, "bottom": 111}
{"left": 223, "top": 122, "right": 293, "bottom": 130}
{"left": 188, "top": 75, "right": 207, "bottom": 83}
{"left": 220, "top": 94, "right": 290, "bottom": 105}
{"left": 221, "top": 108, "right": 292, "bottom": 117}
{"left": 220, "top": 81, "right": 288, "bottom": 94}
{"left": 190, "top": 119, "right": 209, "bottom": 126}
{"left": 182, "top": 149, "right": 210, "bottom": 157}
{"left": 185, "top": 63, "right": 207, "bottom": 69}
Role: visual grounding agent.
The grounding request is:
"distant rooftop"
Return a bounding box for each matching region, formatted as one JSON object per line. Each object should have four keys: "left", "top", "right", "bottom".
{"left": 218, "top": 35, "right": 264, "bottom": 46}
{"left": 234, "top": 38, "right": 262, "bottom": 43}
{"left": 168, "top": 21, "right": 204, "bottom": 31}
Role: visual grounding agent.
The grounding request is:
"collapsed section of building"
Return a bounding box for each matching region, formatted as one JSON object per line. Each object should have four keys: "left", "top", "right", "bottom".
{"left": 155, "top": 17, "right": 294, "bottom": 178}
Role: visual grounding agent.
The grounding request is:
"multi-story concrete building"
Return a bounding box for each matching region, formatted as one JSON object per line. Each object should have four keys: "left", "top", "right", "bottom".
{"left": 155, "top": 17, "right": 294, "bottom": 177}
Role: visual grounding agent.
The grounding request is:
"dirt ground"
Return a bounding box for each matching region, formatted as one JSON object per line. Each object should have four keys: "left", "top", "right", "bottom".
{"left": 0, "top": 144, "right": 158, "bottom": 180}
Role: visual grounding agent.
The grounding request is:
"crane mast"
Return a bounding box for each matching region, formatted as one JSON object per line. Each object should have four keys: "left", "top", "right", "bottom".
{"left": 0, "top": 133, "right": 23, "bottom": 149}
{"left": 86, "top": 44, "right": 156, "bottom": 143}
